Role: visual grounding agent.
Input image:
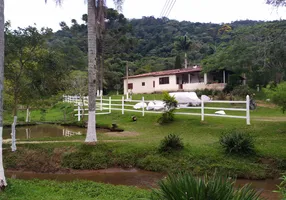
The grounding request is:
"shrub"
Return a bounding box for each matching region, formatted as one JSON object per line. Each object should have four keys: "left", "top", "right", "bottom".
{"left": 231, "top": 85, "right": 255, "bottom": 98}
{"left": 158, "top": 92, "right": 177, "bottom": 124}
{"left": 157, "top": 110, "right": 175, "bottom": 124}
{"left": 158, "top": 134, "right": 184, "bottom": 153}
{"left": 264, "top": 81, "right": 286, "bottom": 113}
{"left": 220, "top": 130, "right": 255, "bottom": 156}
{"left": 195, "top": 89, "right": 220, "bottom": 97}
{"left": 151, "top": 173, "right": 262, "bottom": 200}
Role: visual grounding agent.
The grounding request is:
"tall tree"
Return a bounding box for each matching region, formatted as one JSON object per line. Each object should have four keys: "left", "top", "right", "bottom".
{"left": 47, "top": 0, "right": 122, "bottom": 143}
{"left": 174, "top": 35, "right": 192, "bottom": 68}
{"left": 0, "top": 0, "right": 7, "bottom": 188}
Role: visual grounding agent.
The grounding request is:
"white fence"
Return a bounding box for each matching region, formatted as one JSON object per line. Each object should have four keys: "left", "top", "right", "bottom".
{"left": 63, "top": 95, "right": 251, "bottom": 125}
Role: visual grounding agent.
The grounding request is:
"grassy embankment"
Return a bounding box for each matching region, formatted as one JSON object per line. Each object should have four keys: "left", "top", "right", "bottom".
{"left": 0, "top": 179, "right": 149, "bottom": 200}
{"left": 2, "top": 93, "right": 286, "bottom": 179}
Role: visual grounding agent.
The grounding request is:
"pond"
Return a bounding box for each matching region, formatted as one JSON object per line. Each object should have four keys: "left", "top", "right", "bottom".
{"left": 5, "top": 168, "right": 281, "bottom": 200}
{"left": 3, "top": 124, "right": 107, "bottom": 140}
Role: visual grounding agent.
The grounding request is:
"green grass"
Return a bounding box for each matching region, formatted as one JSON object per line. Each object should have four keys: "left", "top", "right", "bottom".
{"left": 0, "top": 179, "right": 149, "bottom": 200}
{"left": 2, "top": 97, "right": 286, "bottom": 179}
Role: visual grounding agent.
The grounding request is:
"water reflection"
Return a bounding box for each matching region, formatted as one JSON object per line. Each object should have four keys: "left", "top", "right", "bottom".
{"left": 3, "top": 124, "right": 87, "bottom": 140}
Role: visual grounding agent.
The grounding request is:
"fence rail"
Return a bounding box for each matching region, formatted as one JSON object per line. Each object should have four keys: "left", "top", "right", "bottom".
{"left": 63, "top": 95, "right": 251, "bottom": 125}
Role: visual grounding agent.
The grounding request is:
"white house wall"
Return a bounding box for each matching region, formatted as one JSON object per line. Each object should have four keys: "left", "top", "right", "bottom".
{"left": 123, "top": 72, "right": 225, "bottom": 94}
{"left": 124, "top": 75, "right": 178, "bottom": 94}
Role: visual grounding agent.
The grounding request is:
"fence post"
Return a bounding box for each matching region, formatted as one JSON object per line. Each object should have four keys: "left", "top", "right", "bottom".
{"left": 201, "top": 98, "right": 204, "bottom": 121}
{"left": 122, "top": 96, "right": 124, "bottom": 114}
{"left": 109, "top": 96, "right": 111, "bottom": 113}
{"left": 142, "top": 97, "right": 145, "bottom": 116}
{"left": 77, "top": 104, "right": 81, "bottom": 121}
{"left": 246, "top": 95, "right": 250, "bottom": 125}
{"left": 100, "top": 95, "right": 103, "bottom": 111}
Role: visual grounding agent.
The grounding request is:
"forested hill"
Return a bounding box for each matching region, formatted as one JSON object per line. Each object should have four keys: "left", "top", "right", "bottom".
{"left": 51, "top": 9, "right": 285, "bottom": 92}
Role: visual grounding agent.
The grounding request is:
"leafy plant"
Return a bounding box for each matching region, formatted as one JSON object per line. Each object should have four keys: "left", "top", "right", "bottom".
{"left": 274, "top": 174, "right": 286, "bottom": 199}
{"left": 158, "top": 92, "right": 177, "bottom": 124}
{"left": 158, "top": 134, "right": 184, "bottom": 153}
{"left": 220, "top": 130, "right": 255, "bottom": 156}
{"left": 232, "top": 85, "right": 255, "bottom": 98}
{"left": 150, "top": 173, "right": 262, "bottom": 200}
{"left": 157, "top": 110, "right": 175, "bottom": 124}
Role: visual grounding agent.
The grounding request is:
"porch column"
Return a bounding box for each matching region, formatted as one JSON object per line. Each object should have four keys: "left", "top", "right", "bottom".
{"left": 204, "top": 73, "right": 207, "bottom": 84}
{"left": 188, "top": 73, "right": 191, "bottom": 83}
{"left": 223, "top": 70, "right": 226, "bottom": 84}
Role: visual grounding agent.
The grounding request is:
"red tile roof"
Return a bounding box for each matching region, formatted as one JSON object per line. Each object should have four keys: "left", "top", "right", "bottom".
{"left": 126, "top": 66, "right": 202, "bottom": 79}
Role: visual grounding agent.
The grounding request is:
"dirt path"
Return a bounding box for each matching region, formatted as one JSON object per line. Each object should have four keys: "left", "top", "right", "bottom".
{"left": 252, "top": 117, "right": 286, "bottom": 122}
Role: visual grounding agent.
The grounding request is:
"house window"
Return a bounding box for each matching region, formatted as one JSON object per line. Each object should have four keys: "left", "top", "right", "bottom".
{"left": 142, "top": 82, "right": 145, "bottom": 86}
{"left": 159, "top": 77, "right": 169, "bottom": 85}
{"left": 128, "top": 83, "right": 133, "bottom": 90}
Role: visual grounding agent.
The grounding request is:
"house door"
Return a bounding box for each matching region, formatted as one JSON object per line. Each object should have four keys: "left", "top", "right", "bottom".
{"left": 153, "top": 81, "right": 155, "bottom": 88}
{"left": 179, "top": 84, "right": 183, "bottom": 89}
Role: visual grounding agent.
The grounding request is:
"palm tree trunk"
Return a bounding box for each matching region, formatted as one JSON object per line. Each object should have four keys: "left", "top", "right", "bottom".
{"left": 85, "top": 0, "right": 97, "bottom": 143}
{"left": 0, "top": 0, "right": 7, "bottom": 187}
{"left": 184, "top": 52, "right": 187, "bottom": 68}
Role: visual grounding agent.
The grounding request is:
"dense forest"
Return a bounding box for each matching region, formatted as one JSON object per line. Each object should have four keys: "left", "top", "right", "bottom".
{"left": 3, "top": 8, "right": 286, "bottom": 109}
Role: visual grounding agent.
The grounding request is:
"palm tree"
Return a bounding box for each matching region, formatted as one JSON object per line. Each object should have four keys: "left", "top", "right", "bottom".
{"left": 174, "top": 34, "right": 192, "bottom": 68}
{"left": 47, "top": 0, "right": 122, "bottom": 143}
{"left": 0, "top": 0, "right": 7, "bottom": 188}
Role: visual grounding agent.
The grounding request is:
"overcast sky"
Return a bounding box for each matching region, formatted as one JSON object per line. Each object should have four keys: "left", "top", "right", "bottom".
{"left": 4, "top": 0, "right": 286, "bottom": 31}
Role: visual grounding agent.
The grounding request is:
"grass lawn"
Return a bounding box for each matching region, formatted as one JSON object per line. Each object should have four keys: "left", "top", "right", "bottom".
{"left": 0, "top": 179, "right": 149, "bottom": 200}
{"left": 2, "top": 100, "right": 286, "bottom": 179}
{"left": 1, "top": 94, "right": 286, "bottom": 200}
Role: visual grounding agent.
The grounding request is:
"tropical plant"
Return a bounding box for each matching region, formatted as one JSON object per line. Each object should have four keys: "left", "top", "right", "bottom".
{"left": 158, "top": 92, "right": 177, "bottom": 124}
{"left": 174, "top": 35, "right": 192, "bottom": 68}
{"left": 220, "top": 129, "right": 256, "bottom": 156}
{"left": 150, "top": 173, "right": 262, "bottom": 200}
{"left": 158, "top": 134, "right": 184, "bottom": 153}
{"left": 0, "top": 0, "right": 6, "bottom": 188}
{"left": 274, "top": 174, "right": 286, "bottom": 199}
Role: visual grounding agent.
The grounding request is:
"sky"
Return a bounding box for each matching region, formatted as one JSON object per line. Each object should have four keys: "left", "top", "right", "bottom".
{"left": 4, "top": 0, "right": 286, "bottom": 31}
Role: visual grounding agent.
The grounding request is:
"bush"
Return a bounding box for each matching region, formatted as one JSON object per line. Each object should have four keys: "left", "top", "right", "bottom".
{"left": 158, "top": 134, "right": 184, "bottom": 153}
{"left": 157, "top": 110, "right": 175, "bottom": 124}
{"left": 220, "top": 130, "right": 255, "bottom": 156}
{"left": 158, "top": 92, "right": 177, "bottom": 124}
{"left": 264, "top": 81, "right": 286, "bottom": 113}
{"left": 151, "top": 173, "right": 262, "bottom": 200}
{"left": 231, "top": 85, "right": 255, "bottom": 98}
{"left": 195, "top": 89, "right": 220, "bottom": 97}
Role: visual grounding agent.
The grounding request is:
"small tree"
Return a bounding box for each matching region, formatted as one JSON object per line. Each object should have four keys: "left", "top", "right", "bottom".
{"left": 264, "top": 81, "right": 286, "bottom": 113}
{"left": 158, "top": 92, "right": 178, "bottom": 124}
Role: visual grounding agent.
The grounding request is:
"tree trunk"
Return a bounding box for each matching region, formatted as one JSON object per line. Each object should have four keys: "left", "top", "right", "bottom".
{"left": 11, "top": 116, "right": 17, "bottom": 151}
{"left": 85, "top": 0, "right": 97, "bottom": 143}
{"left": 25, "top": 106, "right": 30, "bottom": 122}
{"left": 0, "top": 0, "right": 7, "bottom": 187}
{"left": 184, "top": 52, "right": 187, "bottom": 68}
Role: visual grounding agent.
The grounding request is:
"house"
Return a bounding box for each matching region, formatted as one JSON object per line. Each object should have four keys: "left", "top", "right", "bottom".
{"left": 123, "top": 66, "right": 231, "bottom": 94}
